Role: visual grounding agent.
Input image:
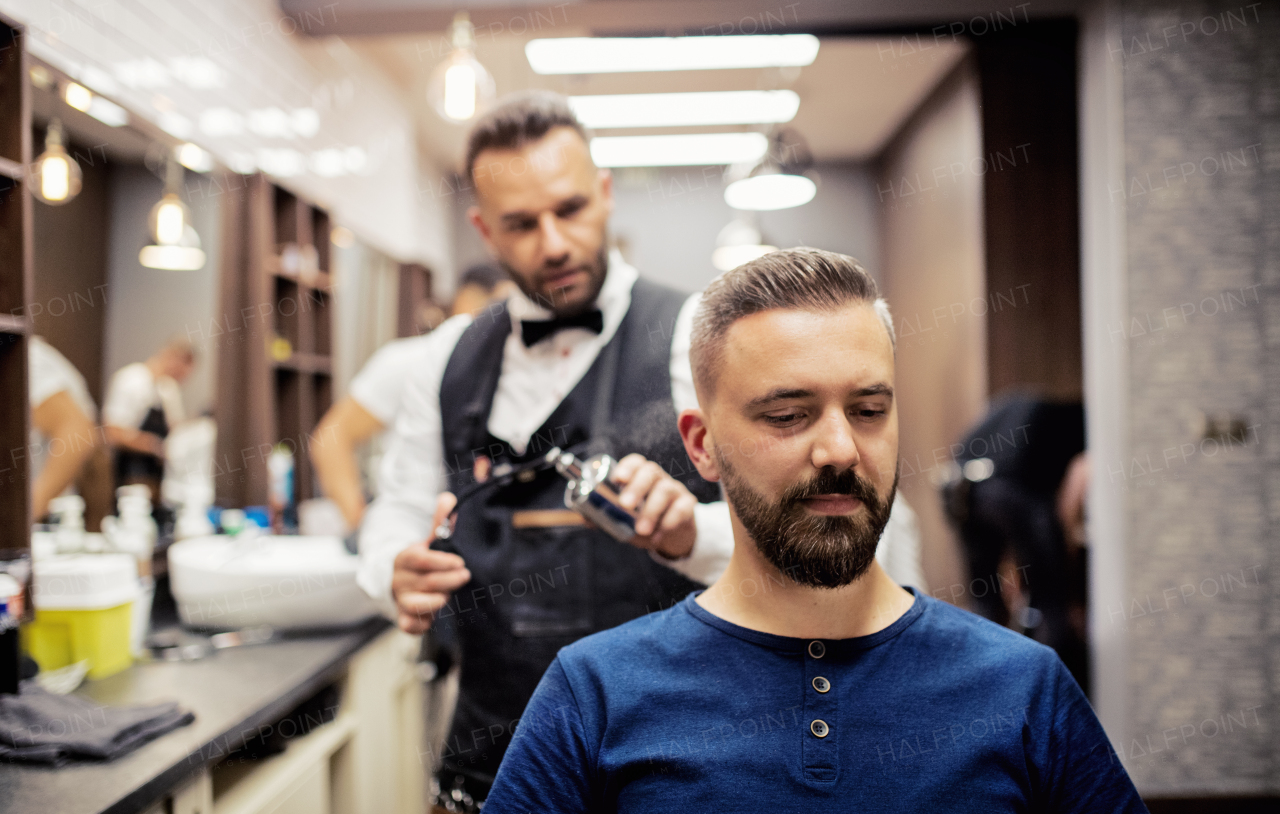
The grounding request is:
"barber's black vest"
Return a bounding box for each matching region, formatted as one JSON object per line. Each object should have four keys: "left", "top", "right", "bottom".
{"left": 436, "top": 278, "right": 716, "bottom": 783}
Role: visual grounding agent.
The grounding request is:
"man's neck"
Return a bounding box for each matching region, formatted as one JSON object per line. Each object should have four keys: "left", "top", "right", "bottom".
{"left": 696, "top": 523, "right": 916, "bottom": 640}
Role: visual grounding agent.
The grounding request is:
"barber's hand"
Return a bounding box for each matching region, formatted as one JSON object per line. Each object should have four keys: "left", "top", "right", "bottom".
{"left": 611, "top": 453, "right": 698, "bottom": 560}
{"left": 391, "top": 493, "right": 470, "bottom": 634}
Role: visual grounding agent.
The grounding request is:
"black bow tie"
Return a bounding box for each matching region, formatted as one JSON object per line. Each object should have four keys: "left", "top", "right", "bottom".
{"left": 520, "top": 309, "right": 604, "bottom": 346}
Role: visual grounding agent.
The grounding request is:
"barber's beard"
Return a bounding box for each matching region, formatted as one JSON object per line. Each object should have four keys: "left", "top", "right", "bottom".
{"left": 718, "top": 457, "right": 899, "bottom": 589}
{"left": 502, "top": 242, "right": 610, "bottom": 317}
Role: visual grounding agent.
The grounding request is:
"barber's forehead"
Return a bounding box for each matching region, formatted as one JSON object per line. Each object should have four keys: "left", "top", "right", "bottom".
{"left": 473, "top": 128, "right": 592, "bottom": 189}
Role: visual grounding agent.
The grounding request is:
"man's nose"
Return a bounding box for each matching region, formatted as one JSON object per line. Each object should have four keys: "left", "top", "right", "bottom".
{"left": 810, "top": 408, "right": 861, "bottom": 472}
{"left": 538, "top": 213, "right": 570, "bottom": 263}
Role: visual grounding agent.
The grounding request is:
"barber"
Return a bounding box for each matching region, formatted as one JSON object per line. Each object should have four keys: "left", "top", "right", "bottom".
{"left": 358, "top": 92, "right": 733, "bottom": 808}
{"left": 103, "top": 338, "right": 195, "bottom": 504}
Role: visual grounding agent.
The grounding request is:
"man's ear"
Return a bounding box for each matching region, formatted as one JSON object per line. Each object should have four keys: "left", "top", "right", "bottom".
{"left": 679, "top": 409, "right": 720, "bottom": 483}
{"left": 467, "top": 204, "right": 497, "bottom": 254}
{"left": 598, "top": 167, "right": 614, "bottom": 215}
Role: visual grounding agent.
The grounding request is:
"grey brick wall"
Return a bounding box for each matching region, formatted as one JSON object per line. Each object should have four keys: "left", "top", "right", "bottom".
{"left": 1115, "top": 0, "right": 1275, "bottom": 794}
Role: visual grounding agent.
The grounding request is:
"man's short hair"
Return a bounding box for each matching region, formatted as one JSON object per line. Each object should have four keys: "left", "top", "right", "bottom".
{"left": 162, "top": 336, "right": 196, "bottom": 363}
{"left": 464, "top": 91, "right": 589, "bottom": 183}
{"left": 458, "top": 262, "right": 507, "bottom": 292}
{"left": 690, "top": 247, "right": 895, "bottom": 397}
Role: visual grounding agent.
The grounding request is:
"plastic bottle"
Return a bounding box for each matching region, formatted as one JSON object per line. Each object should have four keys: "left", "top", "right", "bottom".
{"left": 49, "top": 495, "right": 87, "bottom": 554}
{"left": 268, "top": 445, "right": 295, "bottom": 533}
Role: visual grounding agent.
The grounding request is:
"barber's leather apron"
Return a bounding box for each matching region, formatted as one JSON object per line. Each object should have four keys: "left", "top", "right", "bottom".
{"left": 436, "top": 279, "right": 718, "bottom": 784}
{"left": 114, "top": 405, "right": 168, "bottom": 484}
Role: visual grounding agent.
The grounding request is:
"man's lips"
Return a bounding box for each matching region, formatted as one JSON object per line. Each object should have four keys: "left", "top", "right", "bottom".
{"left": 800, "top": 494, "right": 864, "bottom": 515}
{"left": 543, "top": 268, "right": 585, "bottom": 289}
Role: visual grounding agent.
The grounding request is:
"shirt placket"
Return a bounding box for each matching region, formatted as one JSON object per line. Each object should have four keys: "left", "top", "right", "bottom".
{"left": 802, "top": 639, "right": 839, "bottom": 783}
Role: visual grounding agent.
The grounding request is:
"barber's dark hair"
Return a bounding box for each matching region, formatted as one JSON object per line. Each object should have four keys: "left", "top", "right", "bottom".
{"left": 464, "top": 91, "right": 589, "bottom": 182}
{"left": 458, "top": 262, "right": 507, "bottom": 292}
{"left": 690, "top": 247, "right": 894, "bottom": 397}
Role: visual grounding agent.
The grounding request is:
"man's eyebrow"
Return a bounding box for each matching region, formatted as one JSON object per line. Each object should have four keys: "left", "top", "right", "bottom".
{"left": 500, "top": 195, "right": 588, "bottom": 226}
{"left": 500, "top": 210, "right": 537, "bottom": 226}
{"left": 745, "top": 384, "right": 894, "bottom": 410}
{"left": 745, "top": 388, "right": 814, "bottom": 410}
{"left": 856, "top": 384, "right": 894, "bottom": 398}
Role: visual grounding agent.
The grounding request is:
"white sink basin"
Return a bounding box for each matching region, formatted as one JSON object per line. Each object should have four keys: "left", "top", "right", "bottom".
{"left": 168, "top": 534, "right": 379, "bottom": 631}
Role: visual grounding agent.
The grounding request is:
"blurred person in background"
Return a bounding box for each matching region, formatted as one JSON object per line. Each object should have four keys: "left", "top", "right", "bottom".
{"left": 940, "top": 394, "right": 1089, "bottom": 692}
{"left": 311, "top": 263, "right": 512, "bottom": 533}
{"left": 449, "top": 262, "right": 517, "bottom": 319}
{"left": 103, "top": 338, "right": 195, "bottom": 507}
{"left": 28, "top": 336, "right": 97, "bottom": 521}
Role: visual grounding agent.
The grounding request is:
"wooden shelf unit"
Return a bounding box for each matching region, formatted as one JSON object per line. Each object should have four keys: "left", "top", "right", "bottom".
{"left": 0, "top": 13, "right": 32, "bottom": 551}
{"left": 214, "top": 175, "right": 334, "bottom": 510}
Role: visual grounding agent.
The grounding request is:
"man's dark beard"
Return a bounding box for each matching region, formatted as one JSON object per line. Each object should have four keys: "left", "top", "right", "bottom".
{"left": 501, "top": 243, "right": 609, "bottom": 317}
{"left": 719, "top": 456, "right": 898, "bottom": 589}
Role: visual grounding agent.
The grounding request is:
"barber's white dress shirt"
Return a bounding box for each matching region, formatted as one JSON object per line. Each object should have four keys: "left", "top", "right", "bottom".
{"left": 357, "top": 254, "right": 924, "bottom": 617}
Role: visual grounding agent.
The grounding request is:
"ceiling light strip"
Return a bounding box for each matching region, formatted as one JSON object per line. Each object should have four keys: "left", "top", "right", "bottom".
{"left": 527, "top": 35, "right": 819, "bottom": 74}
{"left": 569, "top": 90, "right": 799, "bottom": 129}
{"left": 590, "top": 133, "right": 769, "bottom": 167}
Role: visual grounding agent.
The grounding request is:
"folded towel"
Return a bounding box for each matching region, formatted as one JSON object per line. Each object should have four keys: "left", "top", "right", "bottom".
{"left": 0, "top": 685, "right": 194, "bottom": 766}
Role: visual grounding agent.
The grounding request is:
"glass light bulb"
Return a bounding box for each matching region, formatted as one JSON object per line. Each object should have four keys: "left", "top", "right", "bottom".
{"left": 444, "top": 62, "right": 478, "bottom": 121}
{"left": 155, "top": 199, "right": 185, "bottom": 245}
{"left": 64, "top": 82, "right": 93, "bottom": 112}
{"left": 32, "top": 123, "right": 83, "bottom": 206}
{"left": 428, "top": 48, "right": 494, "bottom": 123}
{"left": 40, "top": 155, "right": 71, "bottom": 202}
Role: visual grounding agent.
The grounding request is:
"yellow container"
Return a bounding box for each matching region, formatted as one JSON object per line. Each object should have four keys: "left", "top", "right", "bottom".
{"left": 23, "top": 602, "right": 133, "bottom": 679}
{"left": 23, "top": 554, "right": 138, "bottom": 680}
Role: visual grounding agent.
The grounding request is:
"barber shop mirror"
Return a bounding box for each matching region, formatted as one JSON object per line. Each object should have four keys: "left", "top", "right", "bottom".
{"left": 27, "top": 68, "right": 221, "bottom": 532}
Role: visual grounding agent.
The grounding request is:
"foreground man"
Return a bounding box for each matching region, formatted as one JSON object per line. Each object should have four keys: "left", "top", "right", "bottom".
{"left": 485, "top": 249, "right": 1145, "bottom": 812}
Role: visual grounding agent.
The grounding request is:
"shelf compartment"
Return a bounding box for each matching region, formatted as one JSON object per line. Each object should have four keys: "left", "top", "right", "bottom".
{"left": 273, "top": 276, "right": 301, "bottom": 354}
{"left": 273, "top": 186, "right": 299, "bottom": 248}
{"left": 271, "top": 353, "right": 330, "bottom": 375}
{"left": 311, "top": 208, "right": 330, "bottom": 273}
{"left": 310, "top": 289, "right": 331, "bottom": 357}
{"left": 0, "top": 175, "right": 26, "bottom": 316}
{"left": 211, "top": 712, "right": 357, "bottom": 814}
{"left": 313, "top": 373, "right": 332, "bottom": 416}
{"left": 0, "top": 336, "right": 29, "bottom": 544}
{"left": 0, "top": 22, "right": 22, "bottom": 165}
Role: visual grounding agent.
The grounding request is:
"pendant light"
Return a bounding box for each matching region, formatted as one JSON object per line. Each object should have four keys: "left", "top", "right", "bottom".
{"left": 723, "top": 130, "right": 816, "bottom": 212}
{"left": 139, "top": 157, "right": 205, "bottom": 271}
{"left": 427, "top": 12, "right": 496, "bottom": 123}
{"left": 32, "top": 119, "right": 83, "bottom": 205}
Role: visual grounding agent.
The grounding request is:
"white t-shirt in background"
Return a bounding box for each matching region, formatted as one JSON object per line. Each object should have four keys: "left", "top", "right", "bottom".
{"left": 347, "top": 333, "right": 439, "bottom": 427}
{"left": 29, "top": 336, "right": 97, "bottom": 483}
{"left": 30, "top": 337, "right": 96, "bottom": 418}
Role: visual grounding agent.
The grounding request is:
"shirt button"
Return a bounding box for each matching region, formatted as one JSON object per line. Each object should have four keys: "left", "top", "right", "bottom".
{"left": 808, "top": 640, "right": 825, "bottom": 659}
{"left": 810, "top": 719, "right": 830, "bottom": 738}
{"left": 812, "top": 676, "right": 830, "bottom": 694}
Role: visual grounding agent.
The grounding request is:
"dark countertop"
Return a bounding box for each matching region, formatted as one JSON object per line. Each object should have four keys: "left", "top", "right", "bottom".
{"left": 0, "top": 617, "right": 389, "bottom": 814}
